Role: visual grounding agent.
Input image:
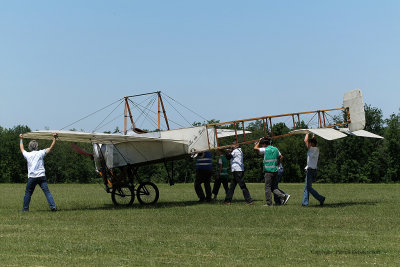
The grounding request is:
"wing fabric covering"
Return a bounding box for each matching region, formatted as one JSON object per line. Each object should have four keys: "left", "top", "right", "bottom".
{"left": 290, "top": 129, "right": 347, "bottom": 140}
{"left": 290, "top": 128, "right": 383, "bottom": 140}
{"left": 338, "top": 128, "right": 384, "bottom": 139}
{"left": 343, "top": 89, "right": 366, "bottom": 132}
{"left": 23, "top": 130, "right": 182, "bottom": 144}
{"left": 23, "top": 126, "right": 244, "bottom": 168}
{"left": 24, "top": 130, "right": 190, "bottom": 168}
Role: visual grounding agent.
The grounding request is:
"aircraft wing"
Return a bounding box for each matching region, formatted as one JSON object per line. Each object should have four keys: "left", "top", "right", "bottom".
{"left": 23, "top": 130, "right": 185, "bottom": 145}
{"left": 338, "top": 128, "right": 384, "bottom": 139}
{"left": 290, "top": 128, "right": 347, "bottom": 140}
{"left": 290, "top": 128, "right": 383, "bottom": 140}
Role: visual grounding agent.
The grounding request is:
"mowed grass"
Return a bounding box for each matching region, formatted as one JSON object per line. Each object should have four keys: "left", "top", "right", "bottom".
{"left": 0, "top": 182, "right": 399, "bottom": 266}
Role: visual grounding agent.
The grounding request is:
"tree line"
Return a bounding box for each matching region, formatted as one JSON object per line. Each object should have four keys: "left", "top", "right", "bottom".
{"left": 1, "top": 105, "right": 399, "bottom": 184}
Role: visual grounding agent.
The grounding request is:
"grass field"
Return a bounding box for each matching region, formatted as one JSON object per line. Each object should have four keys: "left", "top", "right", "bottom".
{"left": 0, "top": 182, "right": 399, "bottom": 266}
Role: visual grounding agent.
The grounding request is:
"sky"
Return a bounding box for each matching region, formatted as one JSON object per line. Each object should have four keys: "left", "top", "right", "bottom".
{"left": 1, "top": 0, "right": 399, "bottom": 132}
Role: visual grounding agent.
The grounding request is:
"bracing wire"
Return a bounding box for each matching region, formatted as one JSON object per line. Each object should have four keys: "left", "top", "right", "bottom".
{"left": 93, "top": 100, "right": 124, "bottom": 132}
{"left": 58, "top": 91, "right": 202, "bottom": 133}
{"left": 141, "top": 96, "right": 158, "bottom": 128}
{"left": 162, "top": 93, "right": 209, "bottom": 122}
{"left": 128, "top": 99, "right": 159, "bottom": 130}
{"left": 94, "top": 114, "right": 124, "bottom": 133}
{"left": 60, "top": 98, "right": 123, "bottom": 131}
{"left": 163, "top": 96, "right": 192, "bottom": 126}
{"left": 134, "top": 95, "right": 157, "bottom": 128}
{"left": 305, "top": 113, "right": 318, "bottom": 128}
{"left": 128, "top": 98, "right": 186, "bottom": 129}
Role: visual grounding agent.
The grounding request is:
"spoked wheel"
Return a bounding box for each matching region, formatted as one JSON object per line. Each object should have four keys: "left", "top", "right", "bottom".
{"left": 111, "top": 186, "right": 135, "bottom": 206}
{"left": 136, "top": 182, "right": 159, "bottom": 205}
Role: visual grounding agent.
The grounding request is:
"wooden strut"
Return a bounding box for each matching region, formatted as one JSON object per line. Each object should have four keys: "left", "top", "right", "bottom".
{"left": 158, "top": 95, "right": 161, "bottom": 130}
{"left": 322, "top": 111, "right": 327, "bottom": 127}
{"left": 318, "top": 111, "right": 322, "bottom": 128}
{"left": 157, "top": 92, "right": 170, "bottom": 130}
{"left": 262, "top": 118, "right": 267, "bottom": 137}
{"left": 292, "top": 115, "right": 296, "bottom": 130}
{"left": 124, "top": 97, "right": 135, "bottom": 135}
{"left": 214, "top": 126, "right": 219, "bottom": 148}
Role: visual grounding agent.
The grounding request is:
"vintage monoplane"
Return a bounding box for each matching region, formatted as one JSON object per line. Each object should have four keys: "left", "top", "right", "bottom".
{"left": 23, "top": 89, "right": 382, "bottom": 206}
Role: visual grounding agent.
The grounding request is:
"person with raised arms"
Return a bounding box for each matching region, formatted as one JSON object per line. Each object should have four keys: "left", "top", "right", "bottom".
{"left": 19, "top": 133, "right": 58, "bottom": 212}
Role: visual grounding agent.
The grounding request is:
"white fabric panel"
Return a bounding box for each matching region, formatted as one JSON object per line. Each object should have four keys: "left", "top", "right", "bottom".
{"left": 339, "top": 128, "right": 384, "bottom": 139}
{"left": 308, "top": 128, "right": 347, "bottom": 140}
{"left": 290, "top": 128, "right": 347, "bottom": 140}
{"left": 23, "top": 130, "right": 180, "bottom": 144}
{"left": 108, "top": 140, "right": 188, "bottom": 168}
{"left": 343, "top": 89, "right": 366, "bottom": 132}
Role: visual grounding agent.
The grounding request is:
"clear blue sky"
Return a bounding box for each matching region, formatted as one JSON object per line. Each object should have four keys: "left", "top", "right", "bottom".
{"left": 1, "top": 0, "right": 399, "bottom": 132}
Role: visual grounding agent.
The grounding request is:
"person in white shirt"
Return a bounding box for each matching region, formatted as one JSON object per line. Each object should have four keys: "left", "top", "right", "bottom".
{"left": 224, "top": 144, "right": 253, "bottom": 205}
{"left": 19, "top": 133, "right": 58, "bottom": 212}
{"left": 302, "top": 133, "right": 325, "bottom": 206}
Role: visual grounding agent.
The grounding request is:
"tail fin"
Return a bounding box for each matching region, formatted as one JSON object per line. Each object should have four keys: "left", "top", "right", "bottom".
{"left": 343, "top": 89, "right": 365, "bottom": 132}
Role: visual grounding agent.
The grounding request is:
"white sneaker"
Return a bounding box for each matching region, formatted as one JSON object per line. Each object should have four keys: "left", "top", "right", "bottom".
{"left": 283, "top": 194, "right": 291, "bottom": 205}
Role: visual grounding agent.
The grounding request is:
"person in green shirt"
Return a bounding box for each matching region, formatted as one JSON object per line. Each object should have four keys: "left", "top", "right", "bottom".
{"left": 254, "top": 137, "right": 290, "bottom": 206}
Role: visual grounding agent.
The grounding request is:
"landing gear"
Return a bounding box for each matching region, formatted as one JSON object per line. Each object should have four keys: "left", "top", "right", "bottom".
{"left": 102, "top": 165, "right": 159, "bottom": 206}
{"left": 136, "top": 182, "right": 159, "bottom": 205}
{"left": 111, "top": 185, "right": 135, "bottom": 206}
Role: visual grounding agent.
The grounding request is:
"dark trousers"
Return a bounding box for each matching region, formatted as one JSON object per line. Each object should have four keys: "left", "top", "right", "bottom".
{"left": 212, "top": 177, "right": 229, "bottom": 197}
{"left": 194, "top": 169, "right": 212, "bottom": 201}
{"left": 224, "top": 171, "right": 253, "bottom": 203}
{"left": 264, "top": 172, "right": 286, "bottom": 206}
{"left": 273, "top": 170, "right": 287, "bottom": 205}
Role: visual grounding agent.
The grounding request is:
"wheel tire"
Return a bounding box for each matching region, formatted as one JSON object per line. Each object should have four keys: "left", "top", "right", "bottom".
{"left": 136, "top": 182, "right": 159, "bottom": 205}
{"left": 111, "top": 186, "right": 135, "bottom": 206}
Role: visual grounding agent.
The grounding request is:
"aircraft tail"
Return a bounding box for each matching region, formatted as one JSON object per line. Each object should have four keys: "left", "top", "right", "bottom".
{"left": 343, "top": 89, "right": 365, "bottom": 132}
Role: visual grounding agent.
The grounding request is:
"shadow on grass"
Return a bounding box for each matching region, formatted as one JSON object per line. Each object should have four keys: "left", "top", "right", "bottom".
{"left": 54, "top": 199, "right": 253, "bottom": 212}
{"left": 310, "top": 200, "right": 379, "bottom": 208}
{"left": 311, "top": 248, "right": 387, "bottom": 255}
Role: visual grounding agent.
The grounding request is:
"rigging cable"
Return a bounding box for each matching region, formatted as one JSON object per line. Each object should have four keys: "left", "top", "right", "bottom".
{"left": 305, "top": 112, "right": 318, "bottom": 128}
{"left": 163, "top": 96, "right": 193, "bottom": 126}
{"left": 93, "top": 100, "right": 124, "bottom": 132}
{"left": 128, "top": 98, "right": 186, "bottom": 129}
{"left": 93, "top": 113, "right": 123, "bottom": 133}
{"left": 128, "top": 98, "right": 159, "bottom": 130}
{"left": 133, "top": 95, "right": 158, "bottom": 128}
{"left": 163, "top": 93, "right": 209, "bottom": 122}
{"left": 60, "top": 98, "right": 124, "bottom": 131}
{"left": 128, "top": 94, "right": 158, "bottom": 128}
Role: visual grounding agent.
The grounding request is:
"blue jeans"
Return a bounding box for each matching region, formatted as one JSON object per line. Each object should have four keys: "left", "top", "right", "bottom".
{"left": 23, "top": 176, "right": 57, "bottom": 211}
{"left": 302, "top": 169, "right": 324, "bottom": 206}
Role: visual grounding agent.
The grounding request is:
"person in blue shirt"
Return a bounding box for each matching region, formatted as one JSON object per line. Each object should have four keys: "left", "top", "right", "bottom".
{"left": 194, "top": 151, "right": 213, "bottom": 202}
